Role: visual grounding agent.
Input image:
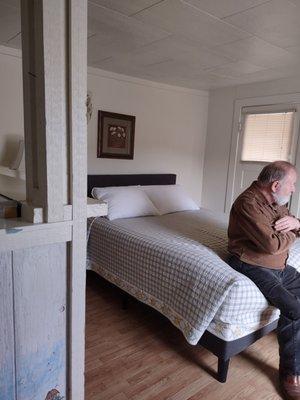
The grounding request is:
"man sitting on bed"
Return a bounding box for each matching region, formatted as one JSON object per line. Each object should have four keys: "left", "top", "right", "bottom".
{"left": 227, "top": 161, "right": 300, "bottom": 400}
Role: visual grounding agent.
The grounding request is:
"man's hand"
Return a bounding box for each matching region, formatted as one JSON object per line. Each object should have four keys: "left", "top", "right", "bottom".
{"left": 275, "top": 216, "right": 300, "bottom": 233}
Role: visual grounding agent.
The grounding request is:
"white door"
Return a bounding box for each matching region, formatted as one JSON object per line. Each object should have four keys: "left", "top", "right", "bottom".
{"left": 230, "top": 103, "right": 300, "bottom": 216}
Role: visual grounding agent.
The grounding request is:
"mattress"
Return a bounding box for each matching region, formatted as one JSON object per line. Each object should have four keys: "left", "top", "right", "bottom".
{"left": 87, "top": 209, "right": 300, "bottom": 343}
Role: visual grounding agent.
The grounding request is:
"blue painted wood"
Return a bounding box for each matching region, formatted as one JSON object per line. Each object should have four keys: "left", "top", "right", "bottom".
{"left": 0, "top": 251, "right": 16, "bottom": 400}
{"left": 13, "top": 243, "right": 67, "bottom": 400}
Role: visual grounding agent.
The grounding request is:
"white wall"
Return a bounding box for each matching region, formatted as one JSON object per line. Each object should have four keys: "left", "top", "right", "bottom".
{"left": 87, "top": 68, "right": 209, "bottom": 203}
{"left": 202, "top": 76, "right": 300, "bottom": 212}
{"left": 0, "top": 48, "right": 209, "bottom": 204}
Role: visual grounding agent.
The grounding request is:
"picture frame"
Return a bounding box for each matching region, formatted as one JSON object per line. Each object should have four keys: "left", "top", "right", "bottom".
{"left": 97, "top": 110, "right": 136, "bottom": 159}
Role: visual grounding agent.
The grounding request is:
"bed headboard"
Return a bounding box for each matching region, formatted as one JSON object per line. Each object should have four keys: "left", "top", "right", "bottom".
{"left": 87, "top": 174, "right": 176, "bottom": 197}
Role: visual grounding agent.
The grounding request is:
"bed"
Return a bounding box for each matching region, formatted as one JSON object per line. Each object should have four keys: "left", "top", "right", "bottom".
{"left": 86, "top": 174, "right": 300, "bottom": 382}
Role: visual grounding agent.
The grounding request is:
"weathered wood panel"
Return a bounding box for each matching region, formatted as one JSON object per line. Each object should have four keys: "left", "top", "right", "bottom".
{"left": 0, "top": 222, "right": 72, "bottom": 252}
{"left": 21, "top": 0, "right": 67, "bottom": 222}
{"left": 0, "top": 251, "right": 15, "bottom": 400}
{"left": 68, "top": 0, "right": 88, "bottom": 398}
{"left": 13, "top": 243, "right": 67, "bottom": 400}
{"left": 18, "top": 0, "right": 87, "bottom": 398}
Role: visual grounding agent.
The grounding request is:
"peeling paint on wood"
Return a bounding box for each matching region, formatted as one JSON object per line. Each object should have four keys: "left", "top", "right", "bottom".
{"left": 0, "top": 357, "right": 15, "bottom": 400}
{"left": 0, "top": 251, "right": 15, "bottom": 400}
{"left": 13, "top": 243, "right": 66, "bottom": 399}
{"left": 16, "top": 340, "right": 65, "bottom": 399}
{"left": 1, "top": 1, "right": 88, "bottom": 398}
{"left": 45, "top": 388, "right": 64, "bottom": 400}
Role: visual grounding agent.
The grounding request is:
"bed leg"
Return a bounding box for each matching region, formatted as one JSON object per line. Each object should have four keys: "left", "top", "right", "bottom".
{"left": 217, "top": 358, "right": 230, "bottom": 383}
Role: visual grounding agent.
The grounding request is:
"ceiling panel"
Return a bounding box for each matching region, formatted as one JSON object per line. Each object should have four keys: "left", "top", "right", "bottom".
{"left": 87, "top": 3, "right": 170, "bottom": 64}
{"left": 152, "top": 70, "right": 241, "bottom": 90}
{"left": 230, "top": 63, "right": 300, "bottom": 85}
{"left": 224, "top": 0, "right": 300, "bottom": 48}
{"left": 126, "top": 59, "right": 202, "bottom": 80}
{"left": 131, "top": 58, "right": 246, "bottom": 89}
{"left": 183, "top": 0, "right": 269, "bottom": 18}
{"left": 93, "top": 35, "right": 234, "bottom": 70}
{"left": 212, "top": 36, "right": 300, "bottom": 68}
{"left": 206, "top": 60, "right": 265, "bottom": 78}
{"left": 288, "top": 0, "right": 300, "bottom": 4}
{"left": 88, "top": 2, "right": 170, "bottom": 38}
{"left": 88, "top": 0, "right": 161, "bottom": 16}
{"left": 97, "top": 58, "right": 202, "bottom": 81}
{"left": 87, "top": 34, "right": 140, "bottom": 65}
{"left": 2, "top": 0, "right": 300, "bottom": 90}
{"left": 133, "top": 0, "right": 251, "bottom": 47}
{"left": 95, "top": 58, "right": 240, "bottom": 90}
{"left": 285, "top": 45, "right": 300, "bottom": 54}
{"left": 89, "top": 60, "right": 147, "bottom": 80}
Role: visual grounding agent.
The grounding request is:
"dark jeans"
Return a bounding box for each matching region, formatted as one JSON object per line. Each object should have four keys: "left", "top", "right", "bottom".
{"left": 227, "top": 255, "right": 300, "bottom": 376}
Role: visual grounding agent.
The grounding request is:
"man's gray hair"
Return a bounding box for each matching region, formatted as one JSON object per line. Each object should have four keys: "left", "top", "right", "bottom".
{"left": 258, "top": 161, "right": 295, "bottom": 185}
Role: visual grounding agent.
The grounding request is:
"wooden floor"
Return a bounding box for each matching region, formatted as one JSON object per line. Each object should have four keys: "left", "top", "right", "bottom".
{"left": 85, "top": 271, "right": 283, "bottom": 400}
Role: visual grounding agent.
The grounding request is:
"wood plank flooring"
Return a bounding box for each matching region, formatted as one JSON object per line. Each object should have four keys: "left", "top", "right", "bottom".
{"left": 85, "top": 271, "right": 283, "bottom": 400}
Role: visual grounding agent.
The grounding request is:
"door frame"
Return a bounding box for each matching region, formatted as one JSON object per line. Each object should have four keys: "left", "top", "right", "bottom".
{"left": 225, "top": 93, "right": 300, "bottom": 214}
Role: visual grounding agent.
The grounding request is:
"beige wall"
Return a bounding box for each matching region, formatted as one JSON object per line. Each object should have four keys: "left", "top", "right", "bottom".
{"left": 0, "top": 48, "right": 209, "bottom": 204}
{"left": 87, "top": 68, "right": 209, "bottom": 203}
{"left": 202, "top": 76, "right": 300, "bottom": 212}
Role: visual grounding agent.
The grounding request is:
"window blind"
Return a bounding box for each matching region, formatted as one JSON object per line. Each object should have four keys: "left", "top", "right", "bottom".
{"left": 241, "top": 111, "right": 295, "bottom": 162}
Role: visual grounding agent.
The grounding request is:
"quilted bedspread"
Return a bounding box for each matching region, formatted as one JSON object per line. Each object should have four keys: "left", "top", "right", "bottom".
{"left": 87, "top": 209, "right": 300, "bottom": 344}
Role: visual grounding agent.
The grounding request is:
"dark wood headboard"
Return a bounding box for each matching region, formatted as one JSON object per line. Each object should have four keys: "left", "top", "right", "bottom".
{"left": 87, "top": 174, "right": 176, "bottom": 197}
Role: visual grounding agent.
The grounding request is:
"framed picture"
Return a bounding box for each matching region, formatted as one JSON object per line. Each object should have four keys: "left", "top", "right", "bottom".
{"left": 97, "top": 110, "right": 136, "bottom": 159}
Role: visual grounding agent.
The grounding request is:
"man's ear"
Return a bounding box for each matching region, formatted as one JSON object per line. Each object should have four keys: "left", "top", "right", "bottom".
{"left": 271, "top": 180, "right": 280, "bottom": 193}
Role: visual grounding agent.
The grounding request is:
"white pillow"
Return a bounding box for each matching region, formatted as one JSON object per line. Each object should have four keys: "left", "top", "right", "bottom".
{"left": 91, "top": 186, "right": 159, "bottom": 220}
{"left": 141, "top": 184, "right": 199, "bottom": 215}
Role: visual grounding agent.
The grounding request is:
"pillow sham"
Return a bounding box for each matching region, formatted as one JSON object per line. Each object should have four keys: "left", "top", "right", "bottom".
{"left": 91, "top": 186, "right": 159, "bottom": 220}
{"left": 141, "top": 184, "right": 199, "bottom": 215}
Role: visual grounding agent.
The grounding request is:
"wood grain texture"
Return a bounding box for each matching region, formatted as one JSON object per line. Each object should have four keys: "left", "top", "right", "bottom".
{"left": 13, "top": 243, "right": 67, "bottom": 400}
{"left": 42, "top": 0, "right": 68, "bottom": 218}
{"left": 0, "top": 251, "right": 15, "bottom": 400}
{"left": 68, "top": 0, "right": 88, "bottom": 398}
{"left": 0, "top": 222, "right": 72, "bottom": 252}
{"left": 85, "top": 272, "right": 283, "bottom": 400}
{"left": 17, "top": 1, "right": 87, "bottom": 399}
{"left": 21, "top": 0, "right": 67, "bottom": 222}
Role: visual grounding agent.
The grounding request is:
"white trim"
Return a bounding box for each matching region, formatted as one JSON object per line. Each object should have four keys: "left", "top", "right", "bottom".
{"left": 0, "top": 222, "right": 72, "bottom": 251}
{"left": 225, "top": 92, "right": 300, "bottom": 213}
{"left": 0, "top": 219, "right": 72, "bottom": 234}
{"left": 67, "top": 0, "right": 87, "bottom": 398}
{"left": 18, "top": 203, "right": 73, "bottom": 223}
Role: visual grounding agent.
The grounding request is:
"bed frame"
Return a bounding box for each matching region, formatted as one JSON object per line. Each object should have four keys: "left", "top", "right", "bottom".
{"left": 87, "top": 173, "right": 278, "bottom": 382}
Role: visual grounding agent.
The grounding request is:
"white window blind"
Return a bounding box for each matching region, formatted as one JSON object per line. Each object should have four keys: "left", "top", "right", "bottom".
{"left": 241, "top": 111, "right": 295, "bottom": 162}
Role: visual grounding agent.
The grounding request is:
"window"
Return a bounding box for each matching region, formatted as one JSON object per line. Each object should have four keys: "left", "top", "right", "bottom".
{"left": 241, "top": 110, "right": 295, "bottom": 162}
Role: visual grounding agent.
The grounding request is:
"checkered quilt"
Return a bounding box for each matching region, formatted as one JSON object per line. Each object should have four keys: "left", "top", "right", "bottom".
{"left": 87, "top": 209, "right": 300, "bottom": 344}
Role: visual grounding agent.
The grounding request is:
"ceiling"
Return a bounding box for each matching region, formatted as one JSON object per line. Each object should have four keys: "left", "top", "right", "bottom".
{"left": 1, "top": 0, "right": 300, "bottom": 90}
